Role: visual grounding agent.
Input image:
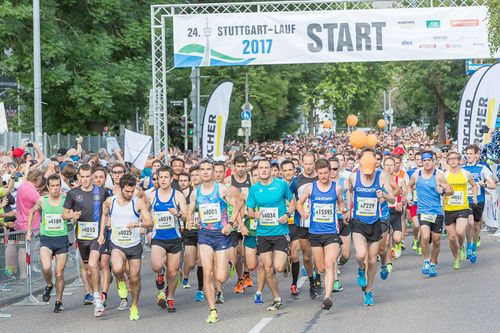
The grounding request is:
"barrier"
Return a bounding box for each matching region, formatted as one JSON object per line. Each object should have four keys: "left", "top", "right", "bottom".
{"left": 0, "top": 228, "right": 81, "bottom": 312}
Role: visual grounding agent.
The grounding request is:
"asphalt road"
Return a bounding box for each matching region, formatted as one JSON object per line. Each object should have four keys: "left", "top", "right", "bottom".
{"left": 2, "top": 232, "right": 500, "bottom": 333}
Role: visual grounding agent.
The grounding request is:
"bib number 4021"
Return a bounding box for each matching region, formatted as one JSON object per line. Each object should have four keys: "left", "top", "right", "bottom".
{"left": 243, "top": 39, "right": 273, "bottom": 54}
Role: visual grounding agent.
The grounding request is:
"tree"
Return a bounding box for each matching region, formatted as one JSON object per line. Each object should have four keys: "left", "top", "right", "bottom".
{"left": 487, "top": 0, "right": 500, "bottom": 54}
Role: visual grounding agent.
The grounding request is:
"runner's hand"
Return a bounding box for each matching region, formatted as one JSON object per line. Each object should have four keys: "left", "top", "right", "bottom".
{"left": 168, "top": 208, "right": 178, "bottom": 215}
{"left": 473, "top": 196, "right": 478, "bottom": 204}
{"left": 279, "top": 214, "right": 288, "bottom": 224}
{"left": 376, "top": 190, "right": 383, "bottom": 199}
{"left": 221, "top": 224, "right": 231, "bottom": 235}
{"left": 240, "top": 225, "right": 249, "bottom": 236}
{"left": 98, "top": 234, "right": 105, "bottom": 245}
{"left": 395, "top": 201, "right": 403, "bottom": 211}
{"left": 300, "top": 212, "right": 310, "bottom": 221}
{"left": 254, "top": 211, "right": 261, "bottom": 219}
{"left": 72, "top": 210, "right": 82, "bottom": 220}
{"left": 343, "top": 211, "right": 351, "bottom": 224}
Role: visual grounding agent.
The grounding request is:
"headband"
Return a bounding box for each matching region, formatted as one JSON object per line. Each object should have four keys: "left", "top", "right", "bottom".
{"left": 421, "top": 152, "right": 434, "bottom": 161}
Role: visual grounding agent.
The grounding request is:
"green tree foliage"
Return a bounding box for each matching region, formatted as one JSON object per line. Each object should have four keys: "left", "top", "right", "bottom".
{"left": 487, "top": 0, "right": 500, "bottom": 54}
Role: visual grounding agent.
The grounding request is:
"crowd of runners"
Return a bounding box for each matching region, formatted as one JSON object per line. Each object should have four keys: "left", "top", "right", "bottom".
{"left": 0, "top": 127, "right": 498, "bottom": 323}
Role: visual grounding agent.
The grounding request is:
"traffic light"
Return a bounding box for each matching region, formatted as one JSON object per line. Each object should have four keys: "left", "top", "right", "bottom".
{"left": 180, "top": 115, "right": 187, "bottom": 136}
{"left": 188, "top": 121, "right": 194, "bottom": 138}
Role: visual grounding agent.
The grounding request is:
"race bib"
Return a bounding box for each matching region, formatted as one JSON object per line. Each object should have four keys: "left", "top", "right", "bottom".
{"left": 421, "top": 214, "right": 437, "bottom": 223}
{"left": 114, "top": 226, "right": 133, "bottom": 245}
{"left": 449, "top": 191, "right": 464, "bottom": 206}
{"left": 200, "top": 203, "right": 221, "bottom": 224}
{"left": 250, "top": 218, "right": 258, "bottom": 231}
{"left": 260, "top": 207, "right": 279, "bottom": 226}
{"left": 77, "top": 221, "right": 99, "bottom": 240}
{"left": 154, "top": 211, "right": 176, "bottom": 230}
{"left": 45, "top": 214, "right": 64, "bottom": 231}
{"left": 192, "top": 213, "right": 201, "bottom": 230}
{"left": 467, "top": 183, "right": 474, "bottom": 197}
{"left": 313, "top": 203, "right": 334, "bottom": 223}
{"left": 357, "top": 197, "right": 378, "bottom": 217}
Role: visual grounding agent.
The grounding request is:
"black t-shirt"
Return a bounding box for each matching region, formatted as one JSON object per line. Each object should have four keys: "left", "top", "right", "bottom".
{"left": 63, "top": 185, "right": 109, "bottom": 223}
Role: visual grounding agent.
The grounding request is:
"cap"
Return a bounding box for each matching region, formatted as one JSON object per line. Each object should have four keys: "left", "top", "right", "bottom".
{"left": 12, "top": 148, "right": 25, "bottom": 158}
{"left": 393, "top": 147, "right": 405, "bottom": 155}
{"left": 360, "top": 154, "right": 377, "bottom": 175}
{"left": 56, "top": 148, "right": 68, "bottom": 157}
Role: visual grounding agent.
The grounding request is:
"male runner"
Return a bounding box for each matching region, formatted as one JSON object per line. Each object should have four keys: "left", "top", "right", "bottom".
{"left": 27, "top": 174, "right": 69, "bottom": 313}
{"left": 346, "top": 153, "right": 395, "bottom": 305}
{"left": 247, "top": 159, "right": 295, "bottom": 311}
{"left": 408, "top": 151, "right": 453, "bottom": 278}
{"left": 188, "top": 158, "right": 238, "bottom": 323}
{"left": 142, "top": 159, "right": 162, "bottom": 190}
{"left": 297, "top": 159, "right": 347, "bottom": 310}
{"left": 444, "top": 151, "right": 477, "bottom": 269}
{"left": 99, "top": 174, "right": 153, "bottom": 321}
{"left": 148, "top": 166, "right": 188, "bottom": 312}
{"left": 463, "top": 144, "right": 496, "bottom": 262}
{"left": 407, "top": 151, "right": 422, "bottom": 254}
{"left": 62, "top": 164, "right": 109, "bottom": 317}
{"left": 170, "top": 157, "right": 185, "bottom": 190}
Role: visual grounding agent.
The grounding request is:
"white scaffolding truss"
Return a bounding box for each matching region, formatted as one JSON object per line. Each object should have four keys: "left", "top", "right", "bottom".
{"left": 150, "top": 0, "right": 485, "bottom": 154}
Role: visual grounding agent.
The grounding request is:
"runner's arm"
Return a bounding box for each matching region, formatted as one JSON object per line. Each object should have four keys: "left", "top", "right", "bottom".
{"left": 437, "top": 173, "right": 453, "bottom": 196}
{"left": 26, "top": 198, "right": 43, "bottom": 240}
{"left": 175, "top": 191, "right": 188, "bottom": 222}
{"left": 467, "top": 172, "right": 478, "bottom": 201}
{"left": 99, "top": 198, "right": 111, "bottom": 239}
{"left": 137, "top": 198, "right": 153, "bottom": 229}
{"left": 296, "top": 183, "right": 311, "bottom": 219}
{"left": 187, "top": 189, "right": 197, "bottom": 228}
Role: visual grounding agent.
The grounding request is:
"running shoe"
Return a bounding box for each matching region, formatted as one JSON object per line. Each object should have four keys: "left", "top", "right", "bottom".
{"left": 243, "top": 274, "right": 253, "bottom": 288}
{"left": 357, "top": 268, "right": 367, "bottom": 288}
{"left": 54, "top": 301, "right": 64, "bottom": 313}
{"left": 129, "top": 305, "right": 139, "bottom": 321}
{"left": 167, "top": 299, "right": 176, "bottom": 313}
{"left": 322, "top": 296, "right": 333, "bottom": 310}
{"left": 466, "top": 243, "right": 472, "bottom": 259}
{"left": 453, "top": 259, "right": 461, "bottom": 270}
{"left": 42, "top": 284, "right": 53, "bottom": 303}
{"left": 206, "top": 310, "right": 219, "bottom": 324}
{"left": 394, "top": 243, "right": 402, "bottom": 259}
{"left": 309, "top": 284, "right": 321, "bottom": 299}
{"left": 290, "top": 284, "right": 299, "bottom": 296}
{"left": 182, "top": 278, "right": 191, "bottom": 289}
{"left": 429, "top": 264, "right": 437, "bottom": 277}
{"left": 157, "top": 291, "right": 167, "bottom": 309}
{"left": 400, "top": 240, "right": 406, "bottom": 251}
{"left": 94, "top": 297, "right": 105, "bottom": 317}
{"left": 380, "top": 265, "right": 389, "bottom": 280}
{"left": 412, "top": 239, "right": 418, "bottom": 252}
{"left": 333, "top": 280, "right": 343, "bottom": 292}
{"left": 364, "top": 291, "right": 374, "bottom": 306}
{"left": 215, "top": 291, "right": 224, "bottom": 304}
{"left": 267, "top": 298, "right": 284, "bottom": 311}
{"left": 387, "top": 263, "right": 393, "bottom": 273}
{"left": 229, "top": 262, "right": 236, "bottom": 278}
{"left": 477, "top": 235, "right": 481, "bottom": 248}
{"left": 117, "top": 298, "right": 129, "bottom": 311}
{"left": 155, "top": 272, "right": 165, "bottom": 290}
{"left": 83, "top": 293, "right": 94, "bottom": 305}
{"left": 101, "top": 292, "right": 108, "bottom": 308}
{"left": 417, "top": 246, "right": 423, "bottom": 256}
{"left": 196, "top": 290, "right": 205, "bottom": 302}
{"left": 422, "top": 260, "right": 430, "bottom": 275}
{"left": 301, "top": 266, "right": 307, "bottom": 276}
{"left": 459, "top": 245, "right": 466, "bottom": 261}
{"left": 176, "top": 271, "right": 182, "bottom": 288}
{"left": 254, "top": 292, "right": 264, "bottom": 304}
{"left": 470, "top": 247, "right": 477, "bottom": 264}
{"left": 234, "top": 280, "right": 244, "bottom": 294}
{"left": 391, "top": 248, "right": 395, "bottom": 259}
{"left": 118, "top": 280, "right": 128, "bottom": 299}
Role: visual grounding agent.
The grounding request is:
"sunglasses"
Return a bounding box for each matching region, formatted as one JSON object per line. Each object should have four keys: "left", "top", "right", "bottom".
{"left": 152, "top": 177, "right": 158, "bottom": 181}
{"left": 112, "top": 170, "right": 124, "bottom": 174}
{"left": 331, "top": 168, "right": 339, "bottom": 171}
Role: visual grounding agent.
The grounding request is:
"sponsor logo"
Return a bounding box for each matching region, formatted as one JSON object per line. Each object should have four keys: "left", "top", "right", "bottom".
{"left": 76, "top": 195, "right": 83, "bottom": 202}
{"left": 433, "top": 36, "right": 448, "bottom": 41}
{"left": 401, "top": 40, "right": 413, "bottom": 46}
{"left": 419, "top": 44, "right": 437, "bottom": 48}
{"left": 451, "top": 19, "right": 479, "bottom": 27}
{"left": 397, "top": 20, "right": 415, "bottom": 28}
{"left": 473, "top": 42, "right": 486, "bottom": 46}
{"left": 426, "top": 20, "right": 441, "bottom": 28}
{"left": 445, "top": 43, "right": 462, "bottom": 48}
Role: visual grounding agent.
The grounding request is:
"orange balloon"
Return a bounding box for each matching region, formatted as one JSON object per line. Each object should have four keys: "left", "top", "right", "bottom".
{"left": 347, "top": 115, "right": 359, "bottom": 127}
{"left": 366, "top": 133, "right": 378, "bottom": 147}
{"left": 349, "top": 130, "right": 367, "bottom": 149}
{"left": 377, "top": 119, "right": 386, "bottom": 129}
{"left": 323, "top": 119, "right": 332, "bottom": 129}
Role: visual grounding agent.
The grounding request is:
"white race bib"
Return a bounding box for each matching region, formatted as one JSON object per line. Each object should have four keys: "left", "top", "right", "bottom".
{"left": 192, "top": 213, "right": 201, "bottom": 230}
{"left": 420, "top": 214, "right": 437, "bottom": 223}
{"left": 449, "top": 191, "right": 465, "bottom": 206}
{"left": 313, "top": 203, "right": 334, "bottom": 223}
{"left": 200, "top": 203, "right": 221, "bottom": 224}
{"left": 357, "top": 197, "right": 378, "bottom": 217}
{"left": 250, "top": 218, "right": 258, "bottom": 231}
{"left": 77, "top": 222, "right": 99, "bottom": 240}
{"left": 114, "top": 226, "right": 133, "bottom": 245}
{"left": 154, "top": 211, "right": 176, "bottom": 230}
{"left": 467, "top": 183, "right": 474, "bottom": 197}
{"left": 45, "top": 214, "right": 64, "bottom": 231}
{"left": 260, "top": 207, "right": 279, "bottom": 226}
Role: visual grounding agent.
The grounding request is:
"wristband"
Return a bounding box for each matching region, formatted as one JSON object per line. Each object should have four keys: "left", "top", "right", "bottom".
{"left": 286, "top": 211, "right": 292, "bottom": 218}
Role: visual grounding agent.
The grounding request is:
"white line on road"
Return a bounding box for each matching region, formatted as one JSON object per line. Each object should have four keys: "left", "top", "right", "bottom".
{"left": 297, "top": 276, "right": 307, "bottom": 288}
{"left": 249, "top": 317, "right": 273, "bottom": 333}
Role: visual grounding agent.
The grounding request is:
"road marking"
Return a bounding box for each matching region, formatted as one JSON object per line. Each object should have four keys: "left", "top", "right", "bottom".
{"left": 249, "top": 317, "right": 273, "bottom": 333}
{"left": 297, "top": 276, "right": 307, "bottom": 288}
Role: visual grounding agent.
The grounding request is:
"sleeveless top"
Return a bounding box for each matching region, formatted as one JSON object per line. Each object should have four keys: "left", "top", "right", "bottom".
{"left": 110, "top": 196, "right": 141, "bottom": 248}
{"left": 151, "top": 189, "right": 181, "bottom": 240}
{"left": 416, "top": 170, "right": 443, "bottom": 216}
{"left": 444, "top": 169, "right": 469, "bottom": 211}
{"left": 196, "top": 182, "right": 228, "bottom": 231}
{"left": 41, "top": 195, "right": 67, "bottom": 237}
{"left": 352, "top": 171, "right": 381, "bottom": 225}
{"left": 309, "top": 181, "right": 339, "bottom": 234}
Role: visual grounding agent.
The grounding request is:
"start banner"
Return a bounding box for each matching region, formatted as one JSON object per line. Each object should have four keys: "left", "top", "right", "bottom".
{"left": 173, "top": 6, "right": 497, "bottom": 67}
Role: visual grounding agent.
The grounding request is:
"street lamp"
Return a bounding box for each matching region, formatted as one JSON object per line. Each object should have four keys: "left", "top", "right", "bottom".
{"left": 33, "top": 0, "right": 43, "bottom": 148}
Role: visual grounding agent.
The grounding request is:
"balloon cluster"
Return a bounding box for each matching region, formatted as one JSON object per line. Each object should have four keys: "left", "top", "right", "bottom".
{"left": 481, "top": 129, "right": 500, "bottom": 162}
{"left": 346, "top": 114, "right": 383, "bottom": 149}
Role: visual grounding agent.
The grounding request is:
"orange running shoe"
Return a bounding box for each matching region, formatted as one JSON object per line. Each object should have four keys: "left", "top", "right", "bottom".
{"left": 234, "top": 280, "right": 244, "bottom": 294}
{"left": 243, "top": 274, "right": 253, "bottom": 288}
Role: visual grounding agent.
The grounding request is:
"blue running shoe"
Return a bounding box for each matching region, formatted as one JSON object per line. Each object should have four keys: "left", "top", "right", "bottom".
{"left": 195, "top": 290, "right": 205, "bottom": 302}
{"left": 470, "top": 244, "right": 477, "bottom": 263}
{"left": 83, "top": 293, "right": 94, "bottom": 305}
{"left": 380, "top": 265, "right": 389, "bottom": 280}
{"left": 364, "top": 291, "right": 374, "bottom": 306}
{"left": 422, "top": 260, "right": 430, "bottom": 275}
{"left": 466, "top": 243, "right": 472, "bottom": 260}
{"left": 254, "top": 292, "right": 264, "bottom": 304}
{"left": 301, "top": 266, "right": 307, "bottom": 276}
{"left": 357, "top": 268, "right": 367, "bottom": 288}
{"left": 428, "top": 264, "right": 437, "bottom": 277}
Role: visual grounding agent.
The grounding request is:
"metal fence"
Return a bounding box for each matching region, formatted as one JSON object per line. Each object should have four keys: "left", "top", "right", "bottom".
{"left": 0, "top": 228, "right": 81, "bottom": 316}
{"left": 1, "top": 131, "right": 124, "bottom": 157}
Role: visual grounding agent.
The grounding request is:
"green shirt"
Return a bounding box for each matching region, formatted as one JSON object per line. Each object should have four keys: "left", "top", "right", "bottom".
{"left": 40, "top": 195, "right": 68, "bottom": 237}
